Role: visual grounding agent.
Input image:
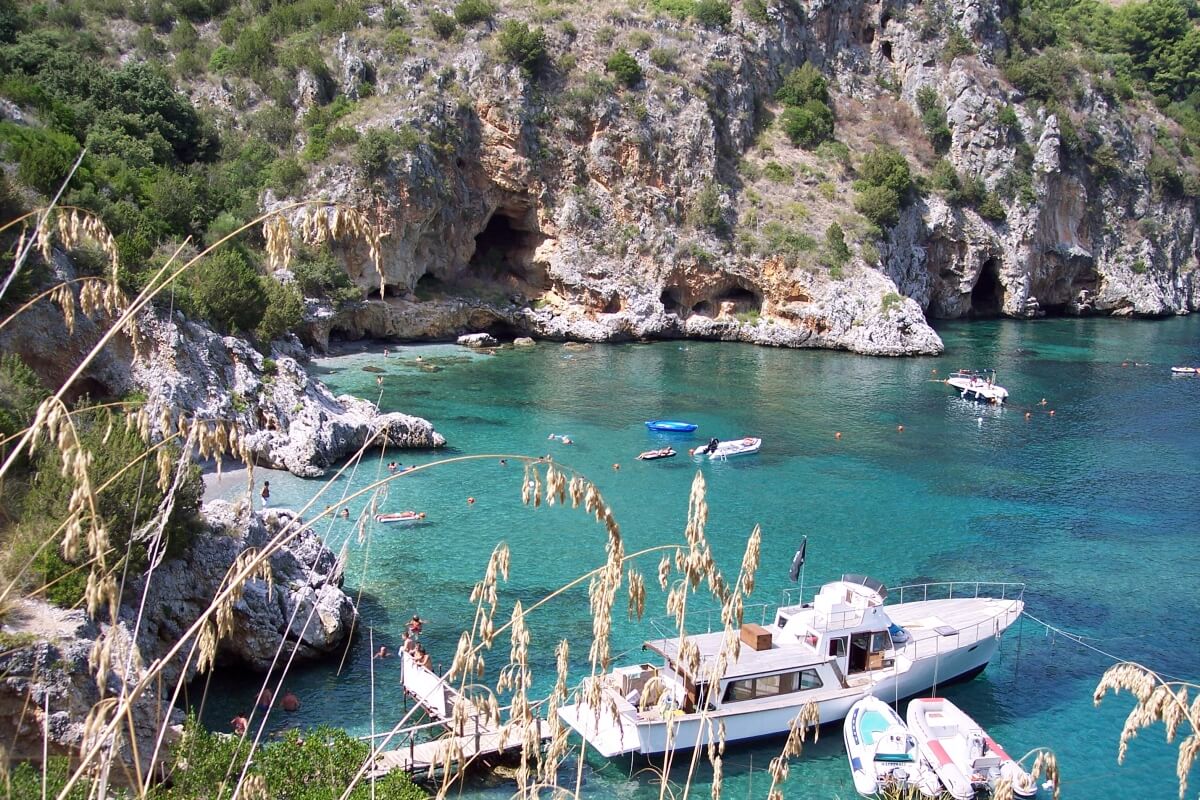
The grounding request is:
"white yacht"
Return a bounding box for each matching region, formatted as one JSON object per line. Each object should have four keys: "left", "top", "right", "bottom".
{"left": 558, "top": 576, "right": 1023, "bottom": 757}
{"left": 946, "top": 370, "right": 1009, "bottom": 404}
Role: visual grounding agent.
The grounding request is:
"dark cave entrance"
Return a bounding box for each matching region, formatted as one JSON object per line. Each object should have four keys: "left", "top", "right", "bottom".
{"left": 694, "top": 286, "right": 762, "bottom": 318}
{"left": 661, "top": 287, "right": 687, "bottom": 316}
{"left": 970, "top": 258, "right": 1004, "bottom": 317}
{"left": 468, "top": 211, "right": 546, "bottom": 290}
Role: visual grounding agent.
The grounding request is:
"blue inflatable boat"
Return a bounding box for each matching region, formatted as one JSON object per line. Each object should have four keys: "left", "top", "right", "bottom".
{"left": 645, "top": 420, "right": 698, "bottom": 432}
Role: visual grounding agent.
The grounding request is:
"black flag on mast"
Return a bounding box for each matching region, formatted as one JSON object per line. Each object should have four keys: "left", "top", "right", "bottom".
{"left": 789, "top": 536, "right": 807, "bottom": 582}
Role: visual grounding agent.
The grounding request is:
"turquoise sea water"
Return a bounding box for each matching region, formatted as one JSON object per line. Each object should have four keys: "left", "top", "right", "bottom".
{"left": 201, "top": 317, "right": 1200, "bottom": 799}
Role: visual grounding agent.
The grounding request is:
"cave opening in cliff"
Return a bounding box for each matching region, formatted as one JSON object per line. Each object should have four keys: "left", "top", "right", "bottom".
{"left": 661, "top": 287, "right": 687, "bottom": 316}
{"left": 694, "top": 286, "right": 762, "bottom": 318}
{"left": 970, "top": 258, "right": 1004, "bottom": 317}
{"left": 415, "top": 273, "right": 443, "bottom": 299}
{"left": 468, "top": 211, "right": 546, "bottom": 292}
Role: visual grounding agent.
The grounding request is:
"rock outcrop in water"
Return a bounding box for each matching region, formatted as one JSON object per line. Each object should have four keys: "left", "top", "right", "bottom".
{"left": 0, "top": 504, "right": 355, "bottom": 773}
{"left": 270, "top": 0, "right": 1196, "bottom": 356}
{"left": 132, "top": 309, "right": 445, "bottom": 477}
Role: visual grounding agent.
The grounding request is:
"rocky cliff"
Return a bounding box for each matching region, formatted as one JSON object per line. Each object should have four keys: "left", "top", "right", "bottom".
{"left": 132, "top": 308, "right": 445, "bottom": 477}
{"left": 0, "top": 504, "right": 356, "bottom": 774}
{"left": 239, "top": 0, "right": 1197, "bottom": 355}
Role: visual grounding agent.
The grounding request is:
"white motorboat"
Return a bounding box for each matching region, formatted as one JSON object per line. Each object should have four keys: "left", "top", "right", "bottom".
{"left": 691, "top": 437, "right": 762, "bottom": 460}
{"left": 907, "top": 696, "right": 1037, "bottom": 799}
{"left": 1171, "top": 366, "right": 1198, "bottom": 375}
{"left": 558, "top": 576, "right": 1024, "bottom": 757}
{"left": 946, "top": 370, "right": 1009, "bottom": 404}
{"left": 844, "top": 695, "right": 941, "bottom": 797}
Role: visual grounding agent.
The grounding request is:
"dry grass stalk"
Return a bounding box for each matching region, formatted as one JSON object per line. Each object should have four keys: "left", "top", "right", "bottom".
{"left": 764, "top": 702, "right": 820, "bottom": 800}
{"left": 1095, "top": 661, "right": 1195, "bottom": 799}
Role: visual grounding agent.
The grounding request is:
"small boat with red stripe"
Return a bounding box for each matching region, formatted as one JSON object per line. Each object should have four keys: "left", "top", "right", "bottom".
{"left": 907, "top": 697, "right": 1037, "bottom": 799}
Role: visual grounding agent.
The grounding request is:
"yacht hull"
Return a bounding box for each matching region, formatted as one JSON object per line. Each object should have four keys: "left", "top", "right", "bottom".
{"left": 561, "top": 631, "right": 1005, "bottom": 756}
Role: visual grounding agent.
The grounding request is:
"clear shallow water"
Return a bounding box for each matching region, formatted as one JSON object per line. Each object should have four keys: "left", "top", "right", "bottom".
{"left": 201, "top": 318, "right": 1200, "bottom": 799}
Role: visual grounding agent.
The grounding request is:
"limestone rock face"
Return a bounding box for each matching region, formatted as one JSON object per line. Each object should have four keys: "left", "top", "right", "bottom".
{"left": 267, "top": 0, "right": 1195, "bottom": 354}
{"left": 0, "top": 252, "right": 131, "bottom": 399}
{"left": 130, "top": 309, "right": 445, "bottom": 477}
{"left": 0, "top": 504, "right": 353, "bottom": 775}
{"left": 132, "top": 502, "right": 358, "bottom": 672}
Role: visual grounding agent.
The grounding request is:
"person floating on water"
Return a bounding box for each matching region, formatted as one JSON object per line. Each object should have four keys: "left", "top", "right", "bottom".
{"left": 376, "top": 645, "right": 389, "bottom": 659}
{"left": 408, "top": 615, "right": 423, "bottom": 638}
{"left": 280, "top": 689, "right": 301, "bottom": 712}
{"left": 256, "top": 688, "right": 273, "bottom": 712}
{"left": 341, "top": 508, "right": 350, "bottom": 519}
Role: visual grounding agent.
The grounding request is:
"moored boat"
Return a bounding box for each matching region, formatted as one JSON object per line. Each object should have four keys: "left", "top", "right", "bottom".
{"left": 558, "top": 575, "right": 1024, "bottom": 757}
{"left": 374, "top": 511, "right": 426, "bottom": 525}
{"left": 690, "top": 437, "right": 761, "bottom": 460}
{"left": 844, "top": 695, "right": 941, "bottom": 798}
{"left": 946, "top": 370, "right": 1009, "bottom": 404}
{"left": 1171, "top": 366, "right": 1198, "bottom": 374}
{"left": 907, "top": 696, "right": 1037, "bottom": 799}
{"left": 637, "top": 447, "right": 677, "bottom": 461}
{"left": 645, "top": 420, "right": 699, "bottom": 432}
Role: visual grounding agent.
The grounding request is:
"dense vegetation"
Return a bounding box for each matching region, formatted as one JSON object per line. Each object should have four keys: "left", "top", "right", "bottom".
{"left": 10, "top": 721, "right": 424, "bottom": 800}
{"left": 1002, "top": 0, "right": 1200, "bottom": 194}
{"left": 0, "top": 0, "right": 361, "bottom": 339}
{"left": 0, "top": 354, "right": 202, "bottom": 607}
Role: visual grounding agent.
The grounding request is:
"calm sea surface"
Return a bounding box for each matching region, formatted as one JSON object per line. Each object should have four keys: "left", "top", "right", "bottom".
{"left": 201, "top": 317, "right": 1200, "bottom": 799}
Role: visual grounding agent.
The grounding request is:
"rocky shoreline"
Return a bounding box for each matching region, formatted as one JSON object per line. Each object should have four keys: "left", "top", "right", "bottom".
{"left": 0, "top": 503, "right": 357, "bottom": 775}
{"left": 133, "top": 308, "right": 446, "bottom": 477}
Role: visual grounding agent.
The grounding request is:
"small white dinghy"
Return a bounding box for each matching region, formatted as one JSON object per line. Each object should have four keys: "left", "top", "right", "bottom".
{"left": 374, "top": 511, "right": 426, "bottom": 525}
{"left": 907, "top": 697, "right": 1037, "bottom": 800}
{"left": 691, "top": 437, "right": 761, "bottom": 460}
{"left": 844, "top": 696, "right": 941, "bottom": 798}
{"left": 1171, "top": 366, "right": 1198, "bottom": 374}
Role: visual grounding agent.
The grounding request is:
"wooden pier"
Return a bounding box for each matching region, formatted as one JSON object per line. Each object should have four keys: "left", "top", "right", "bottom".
{"left": 370, "top": 653, "right": 552, "bottom": 777}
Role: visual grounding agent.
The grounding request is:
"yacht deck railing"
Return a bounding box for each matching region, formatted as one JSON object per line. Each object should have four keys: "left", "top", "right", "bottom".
{"left": 645, "top": 581, "right": 1025, "bottom": 643}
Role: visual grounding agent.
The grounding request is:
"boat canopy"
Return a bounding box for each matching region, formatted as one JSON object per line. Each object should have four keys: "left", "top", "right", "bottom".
{"left": 840, "top": 574, "right": 888, "bottom": 601}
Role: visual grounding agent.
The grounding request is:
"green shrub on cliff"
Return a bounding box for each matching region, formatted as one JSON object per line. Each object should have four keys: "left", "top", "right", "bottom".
{"left": 776, "top": 63, "right": 834, "bottom": 148}
{"left": 853, "top": 148, "right": 911, "bottom": 226}
{"left": 606, "top": 48, "right": 643, "bottom": 87}
{"left": 454, "top": 0, "right": 495, "bottom": 25}
{"left": 694, "top": 0, "right": 732, "bottom": 28}
{"left": 189, "top": 249, "right": 268, "bottom": 334}
{"left": 779, "top": 100, "right": 834, "bottom": 148}
{"left": 256, "top": 277, "right": 305, "bottom": 344}
{"left": 776, "top": 62, "right": 827, "bottom": 106}
{"left": 497, "top": 20, "right": 548, "bottom": 75}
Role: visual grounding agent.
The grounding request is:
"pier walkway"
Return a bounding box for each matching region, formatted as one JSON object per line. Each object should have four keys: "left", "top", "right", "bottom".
{"left": 370, "top": 653, "right": 551, "bottom": 777}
